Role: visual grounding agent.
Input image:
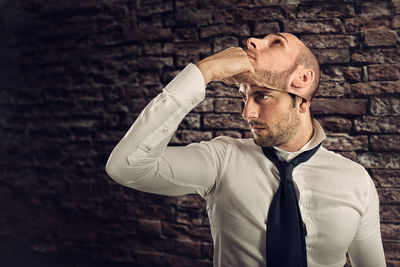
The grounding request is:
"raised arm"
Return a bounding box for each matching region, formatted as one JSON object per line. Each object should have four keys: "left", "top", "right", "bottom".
{"left": 105, "top": 47, "right": 254, "bottom": 196}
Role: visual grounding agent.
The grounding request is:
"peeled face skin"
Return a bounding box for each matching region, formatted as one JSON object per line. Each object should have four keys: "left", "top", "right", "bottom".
{"left": 232, "top": 33, "right": 302, "bottom": 92}
{"left": 238, "top": 33, "right": 306, "bottom": 148}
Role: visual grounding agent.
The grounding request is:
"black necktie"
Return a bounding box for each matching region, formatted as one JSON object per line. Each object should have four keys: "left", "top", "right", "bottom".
{"left": 262, "top": 143, "right": 321, "bottom": 267}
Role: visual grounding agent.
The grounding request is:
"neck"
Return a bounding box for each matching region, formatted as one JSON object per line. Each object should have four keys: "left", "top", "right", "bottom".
{"left": 278, "top": 117, "right": 314, "bottom": 152}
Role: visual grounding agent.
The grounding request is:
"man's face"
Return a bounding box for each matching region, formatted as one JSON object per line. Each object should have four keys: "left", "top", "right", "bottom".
{"left": 240, "top": 85, "right": 301, "bottom": 147}
{"left": 232, "top": 33, "right": 301, "bottom": 91}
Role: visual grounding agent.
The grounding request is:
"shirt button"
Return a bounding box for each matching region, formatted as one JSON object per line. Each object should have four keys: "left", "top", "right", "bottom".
{"left": 162, "top": 127, "right": 169, "bottom": 134}
{"left": 191, "top": 98, "right": 197, "bottom": 105}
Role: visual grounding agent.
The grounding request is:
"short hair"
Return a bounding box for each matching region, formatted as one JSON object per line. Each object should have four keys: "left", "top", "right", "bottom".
{"left": 295, "top": 45, "right": 320, "bottom": 100}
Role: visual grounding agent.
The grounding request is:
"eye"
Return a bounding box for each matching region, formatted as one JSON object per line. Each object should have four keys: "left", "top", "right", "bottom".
{"left": 255, "top": 93, "right": 270, "bottom": 102}
{"left": 271, "top": 39, "right": 283, "bottom": 46}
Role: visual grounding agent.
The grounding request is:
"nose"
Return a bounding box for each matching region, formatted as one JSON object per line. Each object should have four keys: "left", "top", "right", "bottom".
{"left": 242, "top": 99, "right": 259, "bottom": 120}
{"left": 247, "top": 37, "right": 264, "bottom": 50}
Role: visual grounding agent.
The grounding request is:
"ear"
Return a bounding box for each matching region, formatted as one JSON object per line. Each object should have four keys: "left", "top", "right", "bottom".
{"left": 298, "top": 97, "right": 310, "bottom": 114}
{"left": 290, "top": 66, "right": 314, "bottom": 89}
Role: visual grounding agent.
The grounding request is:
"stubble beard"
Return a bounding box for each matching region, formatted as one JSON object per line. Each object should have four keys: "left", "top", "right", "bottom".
{"left": 231, "top": 62, "right": 298, "bottom": 92}
{"left": 250, "top": 107, "right": 300, "bottom": 147}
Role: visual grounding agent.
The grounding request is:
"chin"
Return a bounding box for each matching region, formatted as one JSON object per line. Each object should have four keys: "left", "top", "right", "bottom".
{"left": 252, "top": 134, "right": 285, "bottom": 148}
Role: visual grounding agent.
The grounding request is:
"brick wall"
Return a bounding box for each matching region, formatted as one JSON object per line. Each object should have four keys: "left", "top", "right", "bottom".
{"left": 0, "top": 0, "right": 399, "bottom": 266}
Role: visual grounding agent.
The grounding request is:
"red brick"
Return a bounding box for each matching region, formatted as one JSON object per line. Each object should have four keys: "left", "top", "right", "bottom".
{"left": 209, "top": 10, "right": 236, "bottom": 25}
{"left": 253, "top": 22, "right": 280, "bottom": 36}
{"left": 317, "top": 117, "right": 352, "bottom": 133}
{"left": 137, "top": 219, "right": 162, "bottom": 236}
{"left": 384, "top": 241, "right": 400, "bottom": 259}
{"left": 394, "top": 0, "right": 400, "bottom": 14}
{"left": 170, "top": 10, "right": 212, "bottom": 26}
{"left": 176, "top": 54, "right": 201, "bottom": 68}
{"left": 387, "top": 259, "right": 400, "bottom": 267}
{"left": 213, "top": 36, "right": 239, "bottom": 52}
{"left": 193, "top": 98, "right": 214, "bottom": 113}
{"left": 368, "top": 64, "right": 400, "bottom": 81}
{"left": 361, "top": 1, "right": 391, "bottom": 17}
{"left": 316, "top": 82, "right": 350, "bottom": 97}
{"left": 370, "top": 97, "right": 400, "bottom": 115}
{"left": 313, "top": 48, "right": 350, "bottom": 64}
{"left": 381, "top": 224, "right": 400, "bottom": 241}
{"left": 351, "top": 48, "right": 400, "bottom": 64}
{"left": 322, "top": 134, "right": 368, "bottom": 151}
{"left": 363, "top": 28, "right": 398, "bottom": 47}
{"left": 174, "top": 195, "right": 207, "bottom": 209}
{"left": 370, "top": 169, "right": 400, "bottom": 188}
{"left": 241, "top": 7, "right": 284, "bottom": 21}
{"left": 161, "top": 222, "right": 212, "bottom": 242}
{"left": 354, "top": 116, "right": 400, "bottom": 134}
{"left": 203, "top": 113, "right": 248, "bottom": 130}
{"left": 253, "top": 0, "right": 298, "bottom": 5}
{"left": 297, "top": 4, "right": 355, "bottom": 19}
{"left": 357, "top": 153, "right": 400, "bottom": 169}
{"left": 179, "top": 114, "right": 201, "bottom": 129}
{"left": 320, "top": 66, "right": 345, "bottom": 82}
{"left": 201, "top": 242, "right": 213, "bottom": 259}
{"left": 301, "top": 34, "right": 357, "bottom": 49}
{"left": 215, "top": 98, "right": 242, "bottom": 113}
{"left": 200, "top": 25, "right": 250, "bottom": 39}
{"left": 173, "top": 27, "right": 198, "bottom": 42}
{"left": 208, "top": 82, "right": 241, "bottom": 97}
{"left": 312, "top": 98, "right": 367, "bottom": 115}
{"left": 370, "top": 135, "right": 400, "bottom": 151}
{"left": 176, "top": 209, "right": 204, "bottom": 226}
{"left": 351, "top": 81, "right": 400, "bottom": 96}
{"left": 343, "top": 67, "right": 363, "bottom": 82}
{"left": 392, "top": 15, "right": 400, "bottom": 28}
{"left": 199, "top": 0, "right": 251, "bottom": 8}
{"left": 284, "top": 19, "right": 342, "bottom": 34}
{"left": 378, "top": 188, "right": 400, "bottom": 204}
{"left": 162, "top": 43, "right": 211, "bottom": 56}
{"left": 380, "top": 205, "right": 400, "bottom": 223}
{"left": 136, "top": 2, "right": 173, "bottom": 16}
{"left": 345, "top": 17, "right": 392, "bottom": 34}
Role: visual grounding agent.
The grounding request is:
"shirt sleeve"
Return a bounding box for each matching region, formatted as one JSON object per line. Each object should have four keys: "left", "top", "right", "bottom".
{"left": 105, "top": 64, "right": 221, "bottom": 197}
{"left": 348, "top": 173, "right": 386, "bottom": 267}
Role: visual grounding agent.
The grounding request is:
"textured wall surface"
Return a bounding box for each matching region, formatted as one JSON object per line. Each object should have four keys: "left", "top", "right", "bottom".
{"left": 0, "top": 0, "right": 399, "bottom": 266}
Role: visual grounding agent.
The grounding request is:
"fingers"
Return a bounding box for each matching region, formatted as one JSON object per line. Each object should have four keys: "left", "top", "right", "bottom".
{"left": 196, "top": 46, "right": 255, "bottom": 84}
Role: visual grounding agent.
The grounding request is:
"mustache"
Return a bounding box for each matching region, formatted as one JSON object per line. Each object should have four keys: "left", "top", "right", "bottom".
{"left": 248, "top": 121, "right": 268, "bottom": 128}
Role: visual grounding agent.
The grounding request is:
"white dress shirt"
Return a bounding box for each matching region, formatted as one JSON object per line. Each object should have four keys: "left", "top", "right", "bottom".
{"left": 106, "top": 64, "right": 386, "bottom": 267}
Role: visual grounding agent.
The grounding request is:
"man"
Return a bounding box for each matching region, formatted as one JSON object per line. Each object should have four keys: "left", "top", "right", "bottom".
{"left": 106, "top": 33, "right": 386, "bottom": 267}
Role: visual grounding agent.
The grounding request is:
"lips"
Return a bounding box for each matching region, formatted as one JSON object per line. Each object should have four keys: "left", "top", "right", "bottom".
{"left": 249, "top": 121, "right": 267, "bottom": 133}
{"left": 246, "top": 50, "right": 256, "bottom": 61}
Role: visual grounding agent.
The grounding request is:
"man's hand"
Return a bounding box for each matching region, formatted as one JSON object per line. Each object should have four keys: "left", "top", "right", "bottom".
{"left": 196, "top": 47, "right": 255, "bottom": 85}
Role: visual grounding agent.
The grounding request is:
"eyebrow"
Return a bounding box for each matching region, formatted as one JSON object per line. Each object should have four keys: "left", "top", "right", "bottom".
{"left": 240, "top": 88, "right": 274, "bottom": 97}
{"left": 271, "top": 33, "right": 289, "bottom": 44}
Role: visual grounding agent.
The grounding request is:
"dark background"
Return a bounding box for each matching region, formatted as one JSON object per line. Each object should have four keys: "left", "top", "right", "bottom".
{"left": 0, "top": 0, "right": 399, "bottom": 266}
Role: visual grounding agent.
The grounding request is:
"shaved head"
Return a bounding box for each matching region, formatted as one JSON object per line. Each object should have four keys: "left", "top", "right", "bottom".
{"left": 295, "top": 40, "right": 320, "bottom": 100}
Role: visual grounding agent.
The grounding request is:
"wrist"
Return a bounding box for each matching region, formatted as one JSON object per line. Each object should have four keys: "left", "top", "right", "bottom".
{"left": 196, "top": 61, "right": 212, "bottom": 85}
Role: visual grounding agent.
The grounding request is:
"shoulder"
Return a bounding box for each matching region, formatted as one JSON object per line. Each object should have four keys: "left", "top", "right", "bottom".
{"left": 316, "top": 145, "right": 371, "bottom": 185}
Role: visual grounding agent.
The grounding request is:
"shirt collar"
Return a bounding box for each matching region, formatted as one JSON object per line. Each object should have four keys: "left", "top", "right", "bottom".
{"left": 273, "top": 119, "right": 326, "bottom": 162}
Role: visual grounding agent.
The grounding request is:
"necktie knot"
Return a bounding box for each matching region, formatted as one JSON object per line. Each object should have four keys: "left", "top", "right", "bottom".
{"left": 277, "top": 162, "right": 294, "bottom": 182}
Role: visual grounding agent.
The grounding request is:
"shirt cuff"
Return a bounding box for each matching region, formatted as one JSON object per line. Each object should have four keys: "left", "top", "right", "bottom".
{"left": 164, "top": 63, "right": 206, "bottom": 112}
